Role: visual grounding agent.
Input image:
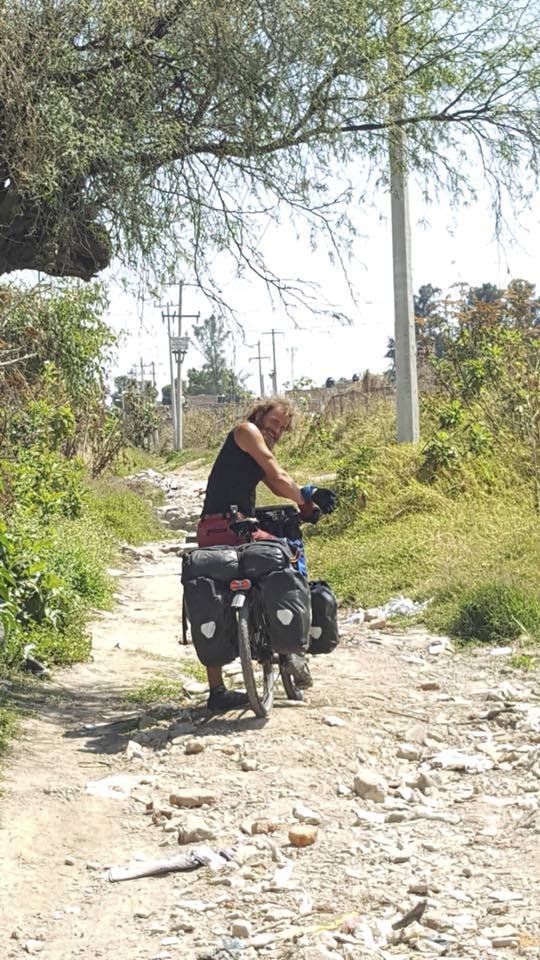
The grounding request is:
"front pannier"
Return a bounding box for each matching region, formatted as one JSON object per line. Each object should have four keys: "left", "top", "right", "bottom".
{"left": 238, "top": 540, "right": 292, "bottom": 580}
{"left": 308, "top": 580, "right": 339, "bottom": 654}
{"left": 258, "top": 568, "right": 311, "bottom": 654}
{"left": 183, "top": 577, "right": 237, "bottom": 666}
{"left": 181, "top": 545, "right": 239, "bottom": 584}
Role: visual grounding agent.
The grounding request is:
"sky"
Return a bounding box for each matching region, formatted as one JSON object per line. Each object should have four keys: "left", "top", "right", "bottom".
{"left": 105, "top": 180, "right": 540, "bottom": 397}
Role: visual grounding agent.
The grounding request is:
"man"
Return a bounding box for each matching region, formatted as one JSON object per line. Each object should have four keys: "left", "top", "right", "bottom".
{"left": 196, "top": 397, "right": 337, "bottom": 712}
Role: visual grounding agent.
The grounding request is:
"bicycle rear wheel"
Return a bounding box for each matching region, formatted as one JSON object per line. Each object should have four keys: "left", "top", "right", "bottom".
{"left": 237, "top": 603, "right": 275, "bottom": 717}
{"left": 279, "top": 656, "right": 304, "bottom": 701}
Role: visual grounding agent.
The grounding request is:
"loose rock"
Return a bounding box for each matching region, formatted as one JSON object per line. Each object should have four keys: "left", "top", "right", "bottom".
{"left": 169, "top": 789, "right": 216, "bottom": 808}
{"left": 289, "top": 825, "right": 318, "bottom": 847}
{"left": 353, "top": 765, "right": 387, "bottom": 803}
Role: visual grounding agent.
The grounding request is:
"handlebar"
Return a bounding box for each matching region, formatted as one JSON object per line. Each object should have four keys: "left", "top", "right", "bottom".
{"left": 228, "top": 503, "right": 320, "bottom": 541}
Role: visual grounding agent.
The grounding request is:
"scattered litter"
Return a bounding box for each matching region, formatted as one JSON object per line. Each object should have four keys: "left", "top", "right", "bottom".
{"left": 108, "top": 845, "right": 232, "bottom": 882}
{"left": 362, "top": 596, "right": 432, "bottom": 622}
{"left": 344, "top": 609, "right": 365, "bottom": 624}
{"left": 272, "top": 860, "right": 295, "bottom": 888}
{"left": 85, "top": 773, "right": 154, "bottom": 800}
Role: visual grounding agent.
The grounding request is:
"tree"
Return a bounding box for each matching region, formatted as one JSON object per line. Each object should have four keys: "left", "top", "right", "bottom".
{"left": 386, "top": 282, "right": 445, "bottom": 374}
{"left": 0, "top": 1, "right": 538, "bottom": 293}
{"left": 430, "top": 281, "right": 540, "bottom": 510}
{"left": 185, "top": 314, "right": 250, "bottom": 398}
{"left": 414, "top": 284, "right": 445, "bottom": 361}
{"left": 189, "top": 315, "right": 230, "bottom": 395}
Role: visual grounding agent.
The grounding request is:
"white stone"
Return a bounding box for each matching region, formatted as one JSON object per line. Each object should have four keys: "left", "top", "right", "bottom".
{"left": 353, "top": 765, "right": 387, "bottom": 803}
{"left": 323, "top": 715, "right": 346, "bottom": 727}
{"left": 293, "top": 802, "right": 321, "bottom": 825}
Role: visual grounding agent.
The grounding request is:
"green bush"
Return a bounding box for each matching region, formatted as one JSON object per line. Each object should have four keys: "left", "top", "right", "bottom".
{"left": 85, "top": 480, "right": 165, "bottom": 544}
{"left": 0, "top": 704, "right": 19, "bottom": 757}
{"left": 2, "top": 448, "right": 84, "bottom": 521}
{"left": 45, "top": 517, "right": 115, "bottom": 609}
{"left": 449, "top": 583, "right": 540, "bottom": 644}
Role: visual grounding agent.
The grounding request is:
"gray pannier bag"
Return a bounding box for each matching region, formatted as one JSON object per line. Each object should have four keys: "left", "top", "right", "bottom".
{"left": 308, "top": 581, "right": 339, "bottom": 654}
{"left": 238, "top": 540, "right": 292, "bottom": 580}
{"left": 181, "top": 545, "right": 239, "bottom": 584}
{"left": 182, "top": 577, "right": 237, "bottom": 666}
{"left": 258, "top": 568, "right": 311, "bottom": 654}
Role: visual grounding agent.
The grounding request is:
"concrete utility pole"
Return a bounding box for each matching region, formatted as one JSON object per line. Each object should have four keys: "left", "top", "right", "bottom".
{"left": 388, "top": 10, "right": 419, "bottom": 444}
{"left": 248, "top": 341, "right": 270, "bottom": 397}
{"left": 263, "top": 329, "right": 284, "bottom": 395}
{"left": 176, "top": 281, "right": 183, "bottom": 450}
{"left": 389, "top": 125, "right": 419, "bottom": 443}
{"left": 161, "top": 305, "right": 177, "bottom": 444}
{"left": 287, "top": 346, "right": 296, "bottom": 390}
{"left": 159, "top": 282, "right": 198, "bottom": 451}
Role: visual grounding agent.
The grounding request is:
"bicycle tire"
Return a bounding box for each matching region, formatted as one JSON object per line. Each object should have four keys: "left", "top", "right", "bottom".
{"left": 237, "top": 602, "right": 275, "bottom": 717}
{"left": 279, "top": 657, "right": 304, "bottom": 702}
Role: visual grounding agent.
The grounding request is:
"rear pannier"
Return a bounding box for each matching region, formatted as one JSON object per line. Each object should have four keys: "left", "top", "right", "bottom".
{"left": 258, "top": 568, "right": 311, "bottom": 655}
{"left": 181, "top": 545, "right": 239, "bottom": 584}
{"left": 309, "top": 581, "right": 339, "bottom": 654}
{"left": 183, "top": 577, "right": 237, "bottom": 666}
{"left": 238, "top": 540, "right": 292, "bottom": 580}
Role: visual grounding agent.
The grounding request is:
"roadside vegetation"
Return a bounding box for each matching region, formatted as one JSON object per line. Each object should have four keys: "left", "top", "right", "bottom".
{"left": 0, "top": 281, "right": 166, "bottom": 752}
{"left": 290, "top": 282, "right": 540, "bottom": 645}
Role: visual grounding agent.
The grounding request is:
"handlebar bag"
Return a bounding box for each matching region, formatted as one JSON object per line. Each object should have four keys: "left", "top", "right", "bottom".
{"left": 183, "top": 577, "right": 237, "bottom": 666}
{"left": 258, "top": 568, "right": 311, "bottom": 655}
{"left": 182, "top": 545, "right": 240, "bottom": 584}
{"left": 308, "top": 580, "right": 339, "bottom": 654}
{"left": 238, "top": 540, "right": 292, "bottom": 580}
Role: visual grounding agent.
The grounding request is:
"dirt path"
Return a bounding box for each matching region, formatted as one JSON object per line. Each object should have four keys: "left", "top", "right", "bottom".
{"left": 1, "top": 469, "right": 539, "bottom": 960}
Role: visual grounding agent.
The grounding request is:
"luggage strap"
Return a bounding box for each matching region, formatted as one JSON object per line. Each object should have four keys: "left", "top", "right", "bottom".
{"left": 181, "top": 594, "right": 190, "bottom": 645}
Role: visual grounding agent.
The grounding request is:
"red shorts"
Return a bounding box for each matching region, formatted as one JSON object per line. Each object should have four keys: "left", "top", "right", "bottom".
{"left": 196, "top": 514, "right": 277, "bottom": 548}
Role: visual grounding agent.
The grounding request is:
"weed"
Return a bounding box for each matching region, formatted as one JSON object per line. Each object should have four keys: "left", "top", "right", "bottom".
{"left": 0, "top": 703, "right": 19, "bottom": 757}
{"left": 449, "top": 583, "right": 540, "bottom": 645}
{"left": 179, "top": 659, "right": 207, "bottom": 683}
{"left": 509, "top": 653, "right": 538, "bottom": 670}
{"left": 85, "top": 478, "right": 165, "bottom": 544}
{"left": 123, "top": 676, "right": 186, "bottom": 706}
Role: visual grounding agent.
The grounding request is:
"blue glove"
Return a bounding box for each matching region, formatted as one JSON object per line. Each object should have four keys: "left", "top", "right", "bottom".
{"left": 301, "top": 485, "right": 338, "bottom": 514}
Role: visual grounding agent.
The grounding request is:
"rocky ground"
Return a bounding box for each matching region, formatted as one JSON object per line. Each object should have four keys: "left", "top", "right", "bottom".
{"left": 0, "top": 468, "right": 539, "bottom": 960}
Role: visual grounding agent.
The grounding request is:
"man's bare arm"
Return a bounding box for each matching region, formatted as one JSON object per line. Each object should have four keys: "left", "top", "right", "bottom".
{"left": 234, "top": 423, "right": 306, "bottom": 505}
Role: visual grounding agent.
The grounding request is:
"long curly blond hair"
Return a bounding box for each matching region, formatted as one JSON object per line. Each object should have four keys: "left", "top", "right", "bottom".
{"left": 246, "top": 396, "right": 295, "bottom": 433}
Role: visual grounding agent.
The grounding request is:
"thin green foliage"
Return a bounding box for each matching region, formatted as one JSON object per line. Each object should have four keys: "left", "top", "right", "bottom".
{"left": 123, "top": 676, "right": 186, "bottom": 706}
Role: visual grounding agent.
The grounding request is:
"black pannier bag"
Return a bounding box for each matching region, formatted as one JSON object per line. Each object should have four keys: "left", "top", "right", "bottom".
{"left": 181, "top": 545, "right": 239, "bottom": 585}
{"left": 308, "top": 580, "right": 339, "bottom": 654}
{"left": 183, "top": 577, "right": 237, "bottom": 666}
{"left": 258, "top": 568, "right": 311, "bottom": 654}
{"left": 238, "top": 540, "right": 292, "bottom": 580}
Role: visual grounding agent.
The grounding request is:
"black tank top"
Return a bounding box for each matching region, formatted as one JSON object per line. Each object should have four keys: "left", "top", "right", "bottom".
{"left": 202, "top": 429, "right": 265, "bottom": 517}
